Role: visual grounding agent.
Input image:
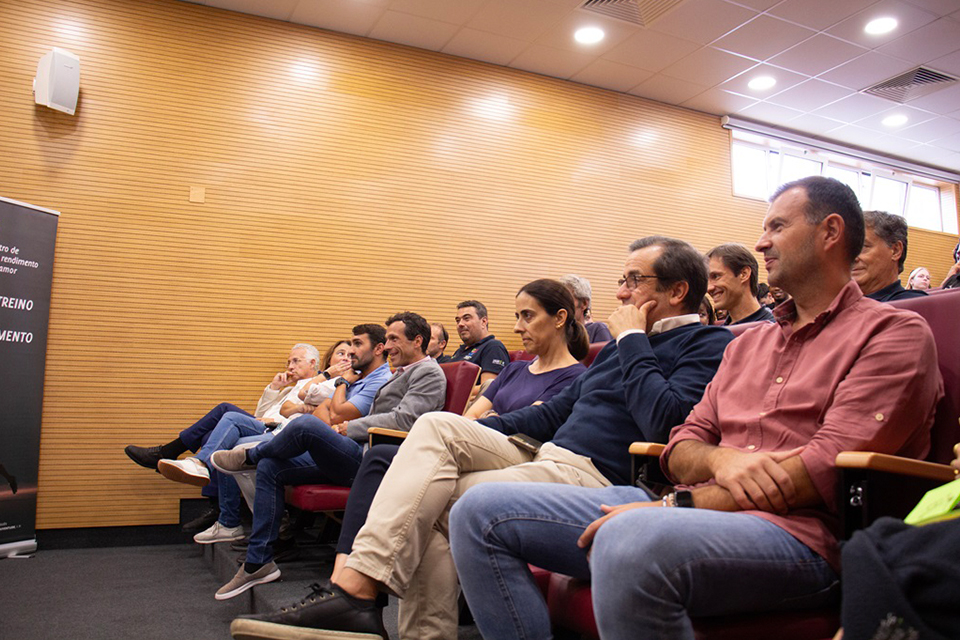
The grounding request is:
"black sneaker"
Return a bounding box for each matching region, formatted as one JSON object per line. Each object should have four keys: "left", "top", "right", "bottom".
{"left": 182, "top": 506, "right": 220, "bottom": 533}
{"left": 124, "top": 445, "right": 163, "bottom": 470}
{"left": 230, "top": 582, "right": 387, "bottom": 640}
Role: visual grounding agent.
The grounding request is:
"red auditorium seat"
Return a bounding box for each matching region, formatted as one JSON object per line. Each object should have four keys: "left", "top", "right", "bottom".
{"left": 548, "top": 290, "right": 960, "bottom": 640}
{"left": 510, "top": 342, "right": 608, "bottom": 367}
{"left": 287, "top": 361, "right": 481, "bottom": 515}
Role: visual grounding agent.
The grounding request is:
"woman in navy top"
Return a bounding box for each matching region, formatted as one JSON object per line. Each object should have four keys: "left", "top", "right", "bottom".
{"left": 325, "top": 280, "right": 591, "bottom": 593}
{"left": 465, "top": 278, "right": 588, "bottom": 419}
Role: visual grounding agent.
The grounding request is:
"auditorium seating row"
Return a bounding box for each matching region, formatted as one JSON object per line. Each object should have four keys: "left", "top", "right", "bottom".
{"left": 285, "top": 289, "right": 960, "bottom": 639}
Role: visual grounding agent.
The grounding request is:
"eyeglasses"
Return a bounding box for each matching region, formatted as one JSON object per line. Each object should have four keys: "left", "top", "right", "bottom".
{"left": 618, "top": 273, "right": 663, "bottom": 291}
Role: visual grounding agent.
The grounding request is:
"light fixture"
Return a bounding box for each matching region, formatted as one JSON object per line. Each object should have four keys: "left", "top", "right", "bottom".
{"left": 747, "top": 76, "right": 776, "bottom": 91}
{"left": 865, "top": 17, "right": 898, "bottom": 35}
{"left": 882, "top": 114, "right": 908, "bottom": 127}
{"left": 574, "top": 27, "right": 605, "bottom": 45}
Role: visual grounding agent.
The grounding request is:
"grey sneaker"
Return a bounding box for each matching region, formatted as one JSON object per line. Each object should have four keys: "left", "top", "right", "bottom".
{"left": 216, "top": 562, "right": 281, "bottom": 601}
{"left": 194, "top": 521, "right": 245, "bottom": 545}
{"left": 211, "top": 442, "right": 259, "bottom": 475}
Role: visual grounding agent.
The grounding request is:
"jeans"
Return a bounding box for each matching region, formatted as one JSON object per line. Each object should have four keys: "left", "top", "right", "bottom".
{"left": 449, "top": 482, "right": 840, "bottom": 640}
{"left": 216, "top": 433, "right": 274, "bottom": 528}
{"left": 194, "top": 412, "right": 267, "bottom": 466}
{"left": 178, "top": 402, "right": 252, "bottom": 451}
{"left": 178, "top": 402, "right": 253, "bottom": 499}
{"left": 336, "top": 444, "right": 400, "bottom": 555}
{"left": 244, "top": 415, "right": 365, "bottom": 564}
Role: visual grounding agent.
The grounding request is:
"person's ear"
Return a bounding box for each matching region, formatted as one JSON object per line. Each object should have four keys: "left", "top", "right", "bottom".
{"left": 555, "top": 307, "right": 568, "bottom": 328}
{"left": 668, "top": 281, "right": 690, "bottom": 309}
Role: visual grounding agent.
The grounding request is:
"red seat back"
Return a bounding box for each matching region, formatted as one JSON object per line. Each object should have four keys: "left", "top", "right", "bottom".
{"left": 509, "top": 350, "right": 536, "bottom": 362}
{"left": 508, "top": 342, "right": 609, "bottom": 368}
{"left": 889, "top": 289, "right": 960, "bottom": 465}
{"left": 581, "top": 342, "right": 607, "bottom": 367}
{"left": 440, "top": 361, "right": 481, "bottom": 415}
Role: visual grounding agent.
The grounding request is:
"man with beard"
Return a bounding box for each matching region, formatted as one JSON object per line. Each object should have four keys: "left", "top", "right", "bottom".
{"left": 208, "top": 314, "right": 445, "bottom": 601}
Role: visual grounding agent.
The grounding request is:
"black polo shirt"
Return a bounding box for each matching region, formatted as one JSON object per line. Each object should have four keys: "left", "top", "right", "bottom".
{"left": 725, "top": 304, "right": 776, "bottom": 325}
{"left": 450, "top": 334, "right": 509, "bottom": 375}
{"left": 866, "top": 281, "right": 927, "bottom": 303}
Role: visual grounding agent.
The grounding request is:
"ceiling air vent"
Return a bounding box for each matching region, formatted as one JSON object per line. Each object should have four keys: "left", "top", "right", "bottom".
{"left": 578, "top": 0, "right": 685, "bottom": 27}
{"left": 863, "top": 66, "right": 958, "bottom": 103}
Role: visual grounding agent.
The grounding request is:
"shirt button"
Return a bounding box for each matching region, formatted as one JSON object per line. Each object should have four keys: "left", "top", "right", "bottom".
{"left": 747, "top": 445, "right": 756, "bottom": 450}
{"left": 875, "top": 413, "right": 884, "bottom": 421}
{"left": 759, "top": 412, "right": 766, "bottom": 418}
{"left": 775, "top": 376, "right": 784, "bottom": 384}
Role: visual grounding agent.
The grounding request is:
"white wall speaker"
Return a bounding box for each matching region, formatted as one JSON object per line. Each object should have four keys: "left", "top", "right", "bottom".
{"left": 33, "top": 48, "right": 80, "bottom": 115}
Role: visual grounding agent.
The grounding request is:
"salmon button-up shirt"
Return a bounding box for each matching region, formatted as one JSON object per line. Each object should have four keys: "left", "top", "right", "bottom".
{"left": 662, "top": 280, "right": 944, "bottom": 570}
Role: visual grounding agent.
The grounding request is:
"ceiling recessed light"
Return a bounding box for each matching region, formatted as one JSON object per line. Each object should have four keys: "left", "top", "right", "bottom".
{"left": 865, "top": 17, "right": 898, "bottom": 35}
{"left": 574, "top": 27, "right": 605, "bottom": 45}
{"left": 747, "top": 76, "right": 777, "bottom": 91}
{"left": 882, "top": 114, "right": 908, "bottom": 127}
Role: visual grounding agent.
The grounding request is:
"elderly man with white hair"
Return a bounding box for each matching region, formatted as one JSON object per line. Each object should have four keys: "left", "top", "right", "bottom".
{"left": 561, "top": 273, "right": 613, "bottom": 342}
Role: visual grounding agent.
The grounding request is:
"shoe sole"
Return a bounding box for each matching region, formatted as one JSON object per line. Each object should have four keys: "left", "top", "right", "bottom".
{"left": 209, "top": 452, "right": 256, "bottom": 476}
{"left": 194, "top": 531, "right": 246, "bottom": 545}
{"left": 215, "top": 568, "right": 281, "bottom": 601}
{"left": 230, "top": 619, "right": 383, "bottom": 640}
{"left": 157, "top": 460, "right": 210, "bottom": 487}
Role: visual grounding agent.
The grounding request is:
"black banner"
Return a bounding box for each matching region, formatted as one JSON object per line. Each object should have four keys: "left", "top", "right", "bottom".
{"left": 0, "top": 197, "right": 59, "bottom": 557}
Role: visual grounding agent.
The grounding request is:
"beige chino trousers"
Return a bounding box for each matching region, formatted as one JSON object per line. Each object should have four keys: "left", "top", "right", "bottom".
{"left": 344, "top": 412, "right": 611, "bottom": 640}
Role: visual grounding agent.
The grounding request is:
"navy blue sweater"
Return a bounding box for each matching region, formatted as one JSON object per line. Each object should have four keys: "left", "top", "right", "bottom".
{"left": 480, "top": 323, "right": 733, "bottom": 486}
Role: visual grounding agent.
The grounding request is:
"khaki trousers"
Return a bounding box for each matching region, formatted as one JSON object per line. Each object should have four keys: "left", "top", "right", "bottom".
{"left": 345, "top": 412, "right": 611, "bottom": 640}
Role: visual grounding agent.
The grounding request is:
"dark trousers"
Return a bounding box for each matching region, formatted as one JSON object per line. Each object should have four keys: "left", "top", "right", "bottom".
{"left": 335, "top": 444, "right": 401, "bottom": 555}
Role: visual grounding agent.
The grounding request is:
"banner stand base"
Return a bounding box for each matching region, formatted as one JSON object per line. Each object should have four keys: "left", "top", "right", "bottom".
{"left": 0, "top": 538, "right": 37, "bottom": 558}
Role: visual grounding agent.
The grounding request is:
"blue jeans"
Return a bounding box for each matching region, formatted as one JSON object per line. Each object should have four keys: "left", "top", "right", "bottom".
{"left": 194, "top": 412, "right": 267, "bottom": 466}
{"left": 191, "top": 412, "right": 270, "bottom": 527}
{"left": 244, "top": 415, "right": 365, "bottom": 564}
{"left": 178, "top": 402, "right": 252, "bottom": 451}
{"left": 216, "top": 433, "right": 274, "bottom": 528}
{"left": 449, "top": 482, "right": 840, "bottom": 640}
{"left": 179, "top": 402, "right": 253, "bottom": 499}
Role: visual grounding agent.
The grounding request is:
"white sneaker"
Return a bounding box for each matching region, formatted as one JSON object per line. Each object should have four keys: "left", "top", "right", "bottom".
{"left": 193, "top": 521, "right": 245, "bottom": 545}
{"left": 157, "top": 457, "right": 210, "bottom": 487}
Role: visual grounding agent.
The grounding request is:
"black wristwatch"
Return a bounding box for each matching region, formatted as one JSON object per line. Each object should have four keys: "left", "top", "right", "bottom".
{"left": 662, "top": 490, "right": 694, "bottom": 508}
{"left": 335, "top": 377, "right": 350, "bottom": 388}
{"left": 321, "top": 370, "right": 332, "bottom": 380}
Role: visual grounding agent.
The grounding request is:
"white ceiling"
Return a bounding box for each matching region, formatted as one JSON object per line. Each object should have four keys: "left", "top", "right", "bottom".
{"left": 181, "top": 0, "right": 960, "bottom": 173}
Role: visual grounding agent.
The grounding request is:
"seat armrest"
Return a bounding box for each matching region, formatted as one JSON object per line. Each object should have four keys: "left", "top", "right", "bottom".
{"left": 837, "top": 452, "right": 958, "bottom": 539}
{"left": 629, "top": 442, "right": 671, "bottom": 496}
{"left": 835, "top": 451, "right": 957, "bottom": 483}
{"left": 368, "top": 427, "right": 409, "bottom": 448}
{"left": 629, "top": 442, "right": 665, "bottom": 457}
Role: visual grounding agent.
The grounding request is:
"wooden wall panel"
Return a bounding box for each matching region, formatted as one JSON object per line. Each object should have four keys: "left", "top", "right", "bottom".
{"left": 0, "top": 0, "right": 956, "bottom": 528}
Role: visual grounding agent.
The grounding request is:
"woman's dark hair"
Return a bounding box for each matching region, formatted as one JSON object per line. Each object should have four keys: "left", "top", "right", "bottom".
{"left": 321, "top": 339, "right": 351, "bottom": 371}
{"left": 699, "top": 295, "right": 717, "bottom": 325}
{"left": 517, "top": 278, "right": 590, "bottom": 361}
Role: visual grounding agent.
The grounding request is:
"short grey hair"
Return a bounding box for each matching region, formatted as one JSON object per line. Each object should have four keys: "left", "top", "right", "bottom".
{"left": 291, "top": 343, "right": 320, "bottom": 371}
{"left": 863, "top": 210, "right": 909, "bottom": 273}
{"left": 560, "top": 274, "right": 592, "bottom": 304}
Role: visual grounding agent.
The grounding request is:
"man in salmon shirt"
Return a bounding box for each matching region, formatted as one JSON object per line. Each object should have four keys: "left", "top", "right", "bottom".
{"left": 448, "top": 175, "right": 945, "bottom": 640}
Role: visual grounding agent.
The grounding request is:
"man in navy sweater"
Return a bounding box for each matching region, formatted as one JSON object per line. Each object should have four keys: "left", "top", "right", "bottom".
{"left": 230, "top": 236, "right": 734, "bottom": 640}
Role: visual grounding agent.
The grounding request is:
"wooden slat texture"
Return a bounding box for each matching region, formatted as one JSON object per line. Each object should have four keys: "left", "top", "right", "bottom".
{"left": 1, "top": 0, "right": 957, "bottom": 529}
